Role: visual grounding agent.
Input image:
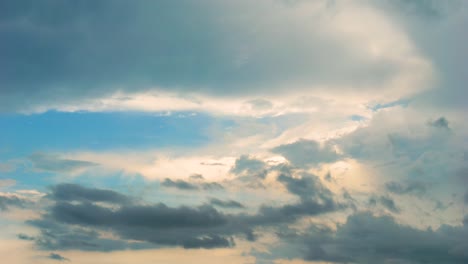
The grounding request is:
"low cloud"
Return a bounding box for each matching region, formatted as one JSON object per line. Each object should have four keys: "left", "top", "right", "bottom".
{"left": 24, "top": 174, "right": 341, "bottom": 251}
{"left": 209, "top": 198, "right": 245, "bottom": 209}
{"left": 272, "top": 139, "right": 341, "bottom": 167}
{"left": 161, "top": 179, "right": 224, "bottom": 191}
{"left": 47, "top": 253, "right": 69, "bottom": 262}
{"left": 281, "top": 212, "right": 468, "bottom": 263}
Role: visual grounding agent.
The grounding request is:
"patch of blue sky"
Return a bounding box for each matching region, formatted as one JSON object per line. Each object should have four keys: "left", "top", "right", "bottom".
{"left": 350, "top": 115, "right": 367, "bottom": 121}
{"left": 0, "top": 110, "right": 217, "bottom": 158}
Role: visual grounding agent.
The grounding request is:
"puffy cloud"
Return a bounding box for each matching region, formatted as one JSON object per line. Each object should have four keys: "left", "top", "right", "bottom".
{"left": 24, "top": 172, "right": 342, "bottom": 251}
{"left": 281, "top": 211, "right": 468, "bottom": 263}
{"left": 47, "top": 253, "right": 69, "bottom": 262}
{"left": 0, "top": 194, "right": 30, "bottom": 211}
{"left": 272, "top": 139, "right": 340, "bottom": 167}
{"left": 369, "top": 195, "right": 401, "bottom": 214}
{"left": 429, "top": 117, "right": 450, "bottom": 129}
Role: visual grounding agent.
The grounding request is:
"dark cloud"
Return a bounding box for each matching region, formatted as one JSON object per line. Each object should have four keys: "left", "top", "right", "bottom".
{"left": 47, "top": 253, "right": 69, "bottom": 262}
{"left": 161, "top": 179, "right": 198, "bottom": 190}
{"left": 230, "top": 155, "right": 267, "bottom": 178}
{"left": 209, "top": 198, "right": 245, "bottom": 209}
{"left": 385, "top": 180, "right": 427, "bottom": 196}
{"left": 369, "top": 195, "right": 401, "bottom": 214}
{"left": 29, "top": 153, "right": 98, "bottom": 173}
{"left": 17, "top": 233, "right": 35, "bottom": 241}
{"left": 0, "top": 194, "right": 30, "bottom": 210}
{"left": 25, "top": 178, "right": 341, "bottom": 251}
{"left": 245, "top": 171, "right": 343, "bottom": 225}
{"left": 28, "top": 218, "right": 153, "bottom": 251}
{"left": 161, "top": 178, "right": 224, "bottom": 191}
{"left": 49, "top": 183, "right": 132, "bottom": 204}
{"left": 464, "top": 192, "right": 468, "bottom": 204}
{"left": 429, "top": 117, "right": 450, "bottom": 129}
{"left": 272, "top": 139, "right": 340, "bottom": 167}
{"left": 282, "top": 212, "right": 468, "bottom": 264}
{"left": 189, "top": 174, "right": 205, "bottom": 180}
{"left": 0, "top": 0, "right": 406, "bottom": 112}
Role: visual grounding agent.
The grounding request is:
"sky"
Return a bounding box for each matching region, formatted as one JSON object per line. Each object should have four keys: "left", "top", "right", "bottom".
{"left": 0, "top": 0, "right": 467, "bottom": 263}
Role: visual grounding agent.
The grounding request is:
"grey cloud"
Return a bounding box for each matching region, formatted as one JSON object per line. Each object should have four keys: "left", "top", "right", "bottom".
{"left": 161, "top": 178, "right": 224, "bottom": 191}
{"left": 230, "top": 155, "right": 267, "bottom": 178}
{"left": 28, "top": 218, "right": 153, "bottom": 251}
{"left": 189, "top": 174, "right": 205, "bottom": 180}
{"left": 280, "top": 212, "right": 468, "bottom": 264}
{"left": 49, "top": 183, "right": 132, "bottom": 204}
{"left": 369, "top": 195, "right": 401, "bottom": 214}
{"left": 378, "top": 196, "right": 401, "bottom": 214}
{"left": 29, "top": 153, "right": 98, "bottom": 173}
{"left": 385, "top": 181, "right": 427, "bottom": 196}
{"left": 26, "top": 178, "right": 341, "bottom": 251}
{"left": 429, "top": 117, "right": 450, "bottom": 129}
{"left": 0, "top": 0, "right": 408, "bottom": 112}
{"left": 47, "top": 253, "right": 69, "bottom": 262}
{"left": 209, "top": 198, "right": 245, "bottom": 209}
{"left": 464, "top": 192, "right": 468, "bottom": 204}
{"left": 272, "top": 139, "right": 340, "bottom": 167}
{"left": 0, "top": 195, "right": 30, "bottom": 210}
{"left": 17, "top": 233, "right": 35, "bottom": 241}
{"left": 161, "top": 179, "right": 198, "bottom": 190}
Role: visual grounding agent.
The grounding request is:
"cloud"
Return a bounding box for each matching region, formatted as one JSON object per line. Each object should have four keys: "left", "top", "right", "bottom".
{"left": 29, "top": 153, "right": 98, "bottom": 173}
{"left": 368, "top": 195, "right": 401, "bottom": 214}
{"left": 161, "top": 179, "right": 198, "bottom": 190}
{"left": 385, "top": 180, "right": 427, "bottom": 196}
{"left": 0, "top": 194, "right": 31, "bottom": 211}
{"left": 49, "top": 183, "right": 132, "bottom": 204}
{"left": 428, "top": 117, "right": 450, "bottom": 129}
{"left": 161, "top": 179, "right": 224, "bottom": 191}
{"left": 209, "top": 198, "right": 245, "bottom": 209}
{"left": 47, "top": 253, "right": 69, "bottom": 262}
{"left": 280, "top": 211, "right": 468, "bottom": 263}
{"left": 0, "top": 0, "right": 431, "bottom": 113}
{"left": 272, "top": 139, "right": 340, "bottom": 167}
{"left": 25, "top": 176, "right": 342, "bottom": 251}
{"left": 230, "top": 155, "right": 267, "bottom": 178}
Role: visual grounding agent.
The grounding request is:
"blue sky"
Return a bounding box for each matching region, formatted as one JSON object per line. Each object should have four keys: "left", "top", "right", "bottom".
{"left": 1, "top": 1, "right": 468, "bottom": 263}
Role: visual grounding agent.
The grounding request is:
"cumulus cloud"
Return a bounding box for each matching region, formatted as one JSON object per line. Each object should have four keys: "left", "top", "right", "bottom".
{"left": 280, "top": 211, "right": 468, "bottom": 263}
{"left": 272, "top": 139, "right": 341, "bottom": 167}
{"left": 24, "top": 173, "right": 341, "bottom": 251}
{"left": 369, "top": 195, "right": 401, "bottom": 214}
{"left": 0, "top": 194, "right": 31, "bottom": 211}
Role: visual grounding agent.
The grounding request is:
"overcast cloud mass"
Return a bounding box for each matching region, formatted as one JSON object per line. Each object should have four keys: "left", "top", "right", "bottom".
{"left": 1, "top": 0, "right": 467, "bottom": 263}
